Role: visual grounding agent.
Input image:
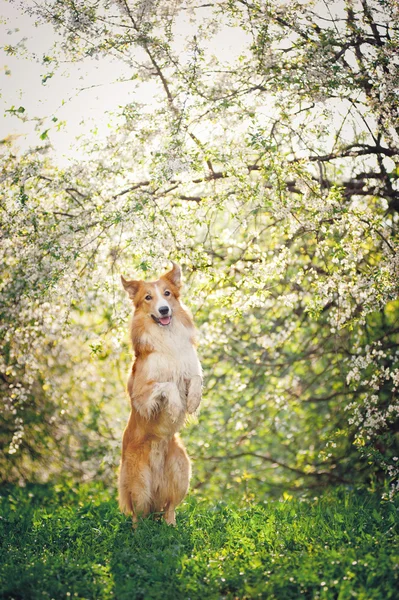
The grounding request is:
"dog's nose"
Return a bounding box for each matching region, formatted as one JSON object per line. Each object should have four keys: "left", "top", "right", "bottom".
{"left": 159, "top": 306, "right": 170, "bottom": 316}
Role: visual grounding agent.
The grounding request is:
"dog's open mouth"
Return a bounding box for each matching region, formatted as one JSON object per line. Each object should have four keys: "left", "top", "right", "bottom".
{"left": 152, "top": 315, "right": 172, "bottom": 326}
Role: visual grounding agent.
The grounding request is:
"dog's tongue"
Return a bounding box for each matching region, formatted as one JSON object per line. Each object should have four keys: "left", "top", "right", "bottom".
{"left": 159, "top": 316, "right": 171, "bottom": 326}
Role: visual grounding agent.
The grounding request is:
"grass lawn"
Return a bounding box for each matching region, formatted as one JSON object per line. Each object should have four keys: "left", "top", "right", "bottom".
{"left": 0, "top": 483, "right": 398, "bottom": 599}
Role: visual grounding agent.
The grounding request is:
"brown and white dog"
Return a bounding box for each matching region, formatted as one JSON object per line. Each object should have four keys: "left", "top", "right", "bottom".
{"left": 118, "top": 262, "right": 202, "bottom": 525}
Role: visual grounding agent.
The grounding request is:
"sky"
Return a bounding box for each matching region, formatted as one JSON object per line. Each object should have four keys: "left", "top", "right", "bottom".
{"left": 2, "top": 0, "right": 386, "bottom": 178}
{"left": 0, "top": 0, "right": 250, "bottom": 165}
{"left": 1, "top": 0, "right": 141, "bottom": 163}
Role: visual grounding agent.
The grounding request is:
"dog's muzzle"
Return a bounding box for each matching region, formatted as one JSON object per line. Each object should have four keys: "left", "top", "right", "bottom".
{"left": 151, "top": 314, "right": 172, "bottom": 326}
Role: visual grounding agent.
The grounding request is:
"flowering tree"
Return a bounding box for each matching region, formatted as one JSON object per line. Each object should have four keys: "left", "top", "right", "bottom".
{"left": 1, "top": 0, "right": 398, "bottom": 496}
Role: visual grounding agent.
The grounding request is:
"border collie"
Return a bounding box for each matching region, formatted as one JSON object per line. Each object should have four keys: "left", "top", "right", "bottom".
{"left": 118, "top": 263, "right": 202, "bottom": 525}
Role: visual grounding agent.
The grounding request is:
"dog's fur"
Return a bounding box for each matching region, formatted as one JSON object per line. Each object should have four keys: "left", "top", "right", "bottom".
{"left": 118, "top": 263, "right": 202, "bottom": 525}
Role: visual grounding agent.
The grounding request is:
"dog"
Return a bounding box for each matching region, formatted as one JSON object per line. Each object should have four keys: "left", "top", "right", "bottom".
{"left": 118, "top": 262, "right": 202, "bottom": 525}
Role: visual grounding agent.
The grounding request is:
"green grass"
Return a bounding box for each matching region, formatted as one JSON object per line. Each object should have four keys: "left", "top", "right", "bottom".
{"left": 0, "top": 484, "right": 398, "bottom": 600}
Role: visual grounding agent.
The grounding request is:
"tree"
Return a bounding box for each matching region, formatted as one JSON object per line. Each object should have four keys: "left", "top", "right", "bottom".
{"left": 1, "top": 0, "right": 398, "bottom": 497}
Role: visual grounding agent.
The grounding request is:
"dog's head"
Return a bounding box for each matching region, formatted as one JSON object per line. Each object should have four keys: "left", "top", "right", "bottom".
{"left": 121, "top": 262, "right": 182, "bottom": 327}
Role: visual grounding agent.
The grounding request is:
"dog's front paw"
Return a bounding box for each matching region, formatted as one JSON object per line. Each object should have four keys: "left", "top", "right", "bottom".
{"left": 187, "top": 376, "right": 202, "bottom": 414}
{"left": 167, "top": 384, "right": 183, "bottom": 423}
{"left": 158, "top": 382, "right": 183, "bottom": 422}
{"left": 136, "top": 395, "right": 160, "bottom": 420}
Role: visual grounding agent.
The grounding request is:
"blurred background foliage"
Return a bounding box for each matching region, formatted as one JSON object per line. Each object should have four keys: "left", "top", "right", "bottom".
{"left": 1, "top": 0, "right": 398, "bottom": 499}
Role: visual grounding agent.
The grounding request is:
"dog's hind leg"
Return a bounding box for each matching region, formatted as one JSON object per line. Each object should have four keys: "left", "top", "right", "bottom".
{"left": 128, "top": 464, "right": 152, "bottom": 526}
{"left": 119, "top": 443, "right": 153, "bottom": 527}
{"left": 118, "top": 479, "right": 133, "bottom": 516}
{"left": 163, "top": 435, "right": 191, "bottom": 525}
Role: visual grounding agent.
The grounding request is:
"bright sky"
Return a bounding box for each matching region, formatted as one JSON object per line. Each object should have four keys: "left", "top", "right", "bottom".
{"left": 0, "top": 0, "right": 250, "bottom": 165}
{"left": 1, "top": 0, "right": 143, "bottom": 163}
{"left": 3, "top": 0, "right": 385, "bottom": 177}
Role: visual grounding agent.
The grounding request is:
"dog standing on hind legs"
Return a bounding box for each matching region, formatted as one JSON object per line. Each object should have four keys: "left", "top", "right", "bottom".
{"left": 118, "top": 262, "right": 202, "bottom": 526}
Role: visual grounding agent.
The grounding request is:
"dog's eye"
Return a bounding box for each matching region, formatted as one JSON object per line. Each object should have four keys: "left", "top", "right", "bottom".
{"left": 145, "top": 294, "right": 152, "bottom": 301}
{"left": 164, "top": 290, "right": 171, "bottom": 296}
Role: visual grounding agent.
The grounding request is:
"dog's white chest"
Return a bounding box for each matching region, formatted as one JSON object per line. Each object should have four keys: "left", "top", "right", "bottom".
{"left": 144, "top": 323, "right": 201, "bottom": 382}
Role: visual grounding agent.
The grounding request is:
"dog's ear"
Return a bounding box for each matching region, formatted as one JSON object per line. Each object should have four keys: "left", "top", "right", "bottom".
{"left": 121, "top": 275, "right": 140, "bottom": 299}
{"left": 162, "top": 262, "right": 182, "bottom": 289}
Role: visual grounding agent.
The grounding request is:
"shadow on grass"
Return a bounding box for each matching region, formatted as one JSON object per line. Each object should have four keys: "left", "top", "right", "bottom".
{"left": 110, "top": 500, "right": 235, "bottom": 600}
{"left": 110, "top": 513, "right": 195, "bottom": 600}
